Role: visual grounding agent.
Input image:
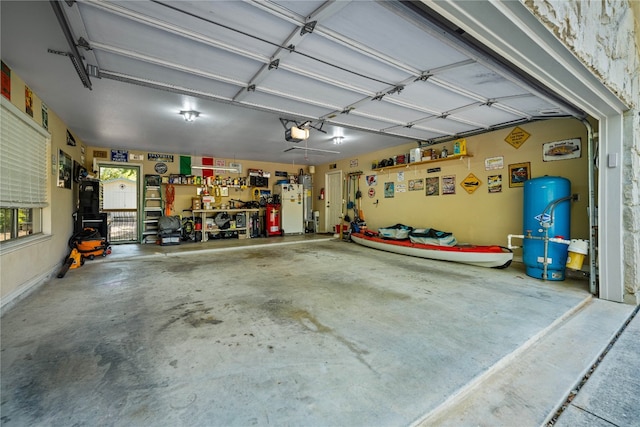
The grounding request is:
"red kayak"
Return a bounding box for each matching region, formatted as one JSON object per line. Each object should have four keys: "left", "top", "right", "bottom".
{"left": 350, "top": 231, "right": 513, "bottom": 269}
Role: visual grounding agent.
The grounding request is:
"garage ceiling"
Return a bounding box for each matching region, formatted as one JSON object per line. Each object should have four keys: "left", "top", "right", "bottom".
{"left": 1, "top": 1, "right": 582, "bottom": 165}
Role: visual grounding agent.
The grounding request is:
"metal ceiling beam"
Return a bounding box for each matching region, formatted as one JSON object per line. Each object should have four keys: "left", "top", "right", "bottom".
{"left": 233, "top": 0, "right": 357, "bottom": 103}
{"left": 82, "top": 1, "right": 270, "bottom": 63}
{"left": 89, "top": 42, "right": 248, "bottom": 89}
{"left": 49, "top": 0, "right": 92, "bottom": 89}
{"left": 80, "top": 0, "right": 535, "bottom": 137}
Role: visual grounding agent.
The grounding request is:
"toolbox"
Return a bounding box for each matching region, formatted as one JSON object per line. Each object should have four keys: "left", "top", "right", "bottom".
{"left": 160, "top": 232, "right": 181, "bottom": 246}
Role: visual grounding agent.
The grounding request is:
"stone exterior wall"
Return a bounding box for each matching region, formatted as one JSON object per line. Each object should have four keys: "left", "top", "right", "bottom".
{"left": 524, "top": 0, "right": 640, "bottom": 303}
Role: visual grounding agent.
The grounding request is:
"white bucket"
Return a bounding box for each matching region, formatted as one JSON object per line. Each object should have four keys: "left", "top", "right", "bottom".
{"left": 566, "top": 239, "right": 589, "bottom": 270}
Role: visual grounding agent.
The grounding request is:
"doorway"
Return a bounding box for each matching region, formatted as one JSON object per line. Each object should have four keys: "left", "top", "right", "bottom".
{"left": 98, "top": 164, "right": 141, "bottom": 243}
{"left": 324, "top": 170, "right": 343, "bottom": 234}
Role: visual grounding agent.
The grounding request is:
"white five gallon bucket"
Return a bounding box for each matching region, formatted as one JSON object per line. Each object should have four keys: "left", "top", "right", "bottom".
{"left": 566, "top": 239, "right": 589, "bottom": 270}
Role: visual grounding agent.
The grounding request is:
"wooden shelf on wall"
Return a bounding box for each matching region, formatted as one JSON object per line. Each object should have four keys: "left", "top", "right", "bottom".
{"left": 372, "top": 154, "right": 473, "bottom": 172}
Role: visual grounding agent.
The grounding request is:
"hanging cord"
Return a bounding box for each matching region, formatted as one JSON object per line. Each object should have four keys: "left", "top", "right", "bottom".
{"left": 165, "top": 184, "right": 175, "bottom": 216}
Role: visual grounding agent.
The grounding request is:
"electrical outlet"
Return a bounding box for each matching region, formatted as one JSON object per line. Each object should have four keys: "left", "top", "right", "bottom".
{"left": 572, "top": 193, "right": 580, "bottom": 201}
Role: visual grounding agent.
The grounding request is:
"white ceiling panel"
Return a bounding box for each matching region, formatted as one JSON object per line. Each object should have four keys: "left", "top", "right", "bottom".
{"left": 319, "top": 1, "right": 470, "bottom": 71}
{"left": 96, "top": 1, "right": 296, "bottom": 58}
{"left": 499, "top": 95, "right": 566, "bottom": 116}
{"left": 329, "top": 113, "right": 404, "bottom": 132}
{"left": 382, "top": 126, "right": 445, "bottom": 141}
{"left": 240, "top": 91, "right": 335, "bottom": 120}
{"left": 451, "top": 105, "right": 523, "bottom": 128}
{"left": 395, "top": 81, "right": 476, "bottom": 115}
{"left": 93, "top": 53, "right": 243, "bottom": 99}
{"left": 282, "top": 34, "right": 410, "bottom": 91}
{"left": 1, "top": 1, "right": 583, "bottom": 164}
{"left": 353, "top": 99, "right": 434, "bottom": 125}
{"left": 435, "top": 62, "right": 530, "bottom": 100}
{"left": 270, "top": 1, "right": 327, "bottom": 18}
{"left": 414, "top": 118, "right": 478, "bottom": 136}
{"left": 259, "top": 69, "right": 363, "bottom": 109}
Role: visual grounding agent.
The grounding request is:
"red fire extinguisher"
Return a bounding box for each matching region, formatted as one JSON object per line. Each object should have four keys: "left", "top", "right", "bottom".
{"left": 319, "top": 188, "right": 325, "bottom": 200}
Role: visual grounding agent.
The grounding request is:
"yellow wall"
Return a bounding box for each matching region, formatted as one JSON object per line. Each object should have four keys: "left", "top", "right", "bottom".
{"left": 1, "top": 69, "right": 86, "bottom": 303}
{"left": 312, "top": 119, "right": 590, "bottom": 258}
{"left": 85, "top": 148, "right": 310, "bottom": 215}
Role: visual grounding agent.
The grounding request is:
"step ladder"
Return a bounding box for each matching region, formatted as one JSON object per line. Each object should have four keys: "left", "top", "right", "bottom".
{"left": 142, "top": 174, "right": 163, "bottom": 244}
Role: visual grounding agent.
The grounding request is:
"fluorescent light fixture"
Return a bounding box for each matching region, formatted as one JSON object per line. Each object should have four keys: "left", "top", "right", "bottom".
{"left": 283, "top": 146, "right": 340, "bottom": 154}
{"left": 333, "top": 136, "right": 344, "bottom": 145}
{"left": 191, "top": 165, "right": 239, "bottom": 173}
{"left": 180, "top": 110, "right": 200, "bottom": 122}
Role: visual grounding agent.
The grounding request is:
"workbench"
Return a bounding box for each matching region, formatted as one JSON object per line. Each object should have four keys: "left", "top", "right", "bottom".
{"left": 192, "top": 208, "right": 262, "bottom": 242}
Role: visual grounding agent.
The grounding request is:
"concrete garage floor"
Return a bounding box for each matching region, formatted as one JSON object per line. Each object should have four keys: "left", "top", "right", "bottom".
{"left": 0, "top": 236, "right": 635, "bottom": 426}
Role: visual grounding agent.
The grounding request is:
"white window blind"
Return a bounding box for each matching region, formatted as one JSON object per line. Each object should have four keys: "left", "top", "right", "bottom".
{"left": 1, "top": 97, "right": 50, "bottom": 208}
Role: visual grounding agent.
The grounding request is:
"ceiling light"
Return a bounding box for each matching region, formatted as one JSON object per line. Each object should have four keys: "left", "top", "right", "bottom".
{"left": 180, "top": 110, "right": 200, "bottom": 122}
{"left": 191, "top": 165, "right": 239, "bottom": 173}
{"left": 333, "top": 136, "right": 344, "bottom": 145}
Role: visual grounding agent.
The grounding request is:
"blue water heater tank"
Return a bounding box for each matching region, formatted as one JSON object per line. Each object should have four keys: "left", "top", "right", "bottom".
{"left": 523, "top": 176, "right": 571, "bottom": 280}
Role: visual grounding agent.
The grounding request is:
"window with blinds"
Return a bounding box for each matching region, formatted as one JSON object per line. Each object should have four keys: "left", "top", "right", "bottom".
{"left": 1, "top": 97, "right": 49, "bottom": 242}
{"left": 1, "top": 97, "right": 49, "bottom": 208}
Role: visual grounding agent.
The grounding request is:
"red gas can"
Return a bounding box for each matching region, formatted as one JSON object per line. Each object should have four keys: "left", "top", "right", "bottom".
{"left": 266, "top": 203, "right": 282, "bottom": 236}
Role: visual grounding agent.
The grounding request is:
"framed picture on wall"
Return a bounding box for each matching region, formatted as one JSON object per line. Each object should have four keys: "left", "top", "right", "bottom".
{"left": 425, "top": 177, "right": 439, "bottom": 196}
{"left": 442, "top": 175, "right": 456, "bottom": 195}
{"left": 58, "top": 149, "right": 72, "bottom": 189}
{"left": 508, "top": 162, "right": 530, "bottom": 187}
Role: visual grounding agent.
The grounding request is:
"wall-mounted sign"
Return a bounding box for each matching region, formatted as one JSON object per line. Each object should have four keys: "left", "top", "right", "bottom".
{"left": 427, "top": 167, "right": 441, "bottom": 174}
{"left": 93, "top": 150, "right": 108, "bottom": 158}
{"left": 25, "top": 86, "right": 33, "bottom": 117}
{"left": 58, "top": 149, "right": 72, "bottom": 189}
{"left": 350, "top": 159, "right": 358, "bottom": 168}
{"left": 229, "top": 162, "right": 243, "bottom": 173}
{"left": 148, "top": 153, "right": 174, "bottom": 162}
{"left": 543, "top": 138, "right": 581, "bottom": 161}
{"left": 384, "top": 182, "right": 394, "bottom": 198}
{"left": 485, "top": 156, "right": 504, "bottom": 170}
{"left": 111, "top": 149, "right": 129, "bottom": 162}
{"left": 461, "top": 173, "right": 481, "bottom": 194}
{"left": 214, "top": 159, "right": 227, "bottom": 174}
{"left": 409, "top": 179, "right": 423, "bottom": 191}
{"left": 488, "top": 175, "right": 503, "bottom": 193}
{"left": 442, "top": 175, "right": 456, "bottom": 195}
{"left": 505, "top": 127, "right": 530, "bottom": 149}
{"left": 41, "top": 104, "right": 48, "bottom": 131}
{"left": 509, "top": 162, "right": 531, "bottom": 187}
{"left": 1, "top": 61, "right": 11, "bottom": 100}
{"left": 66, "top": 130, "right": 76, "bottom": 146}
{"left": 154, "top": 162, "right": 168, "bottom": 174}
{"left": 426, "top": 177, "right": 439, "bottom": 196}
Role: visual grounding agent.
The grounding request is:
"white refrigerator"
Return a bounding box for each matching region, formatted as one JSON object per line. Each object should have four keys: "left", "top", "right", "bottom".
{"left": 274, "top": 184, "right": 304, "bottom": 234}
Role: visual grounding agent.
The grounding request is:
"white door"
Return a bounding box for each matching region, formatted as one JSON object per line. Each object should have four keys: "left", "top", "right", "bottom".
{"left": 324, "top": 171, "right": 343, "bottom": 233}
